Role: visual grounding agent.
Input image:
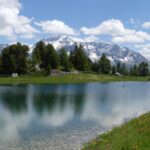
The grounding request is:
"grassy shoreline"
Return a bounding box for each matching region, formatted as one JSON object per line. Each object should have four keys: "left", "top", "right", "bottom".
{"left": 0, "top": 74, "right": 149, "bottom": 84}
{"left": 83, "top": 112, "right": 150, "bottom": 150}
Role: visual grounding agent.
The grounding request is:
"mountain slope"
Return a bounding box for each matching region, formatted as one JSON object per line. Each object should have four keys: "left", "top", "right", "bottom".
{"left": 42, "top": 35, "right": 147, "bottom": 65}
{"left": 0, "top": 35, "right": 147, "bottom": 65}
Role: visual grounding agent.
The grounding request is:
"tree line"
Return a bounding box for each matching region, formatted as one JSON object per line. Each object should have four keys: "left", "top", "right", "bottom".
{"left": 0, "top": 42, "right": 149, "bottom": 76}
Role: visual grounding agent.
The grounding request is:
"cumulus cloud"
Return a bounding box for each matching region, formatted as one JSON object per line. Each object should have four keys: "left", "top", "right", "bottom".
{"left": 81, "top": 19, "right": 133, "bottom": 36}
{"left": 1, "top": 1, "right": 150, "bottom": 47}
{"left": 0, "top": 0, "right": 38, "bottom": 39}
{"left": 81, "top": 19, "right": 150, "bottom": 44}
{"left": 84, "top": 36, "right": 98, "bottom": 42}
{"left": 134, "top": 44, "right": 150, "bottom": 60}
{"left": 112, "top": 35, "right": 144, "bottom": 44}
{"left": 142, "top": 21, "right": 150, "bottom": 29}
{"left": 112, "top": 31, "right": 150, "bottom": 44}
{"left": 35, "top": 20, "right": 76, "bottom": 35}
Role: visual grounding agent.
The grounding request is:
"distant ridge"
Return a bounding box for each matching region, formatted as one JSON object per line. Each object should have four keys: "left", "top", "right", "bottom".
{"left": 0, "top": 35, "right": 147, "bottom": 65}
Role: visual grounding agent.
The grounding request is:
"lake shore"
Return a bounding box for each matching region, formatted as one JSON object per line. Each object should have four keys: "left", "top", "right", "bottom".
{"left": 83, "top": 112, "right": 150, "bottom": 150}
{"left": 0, "top": 74, "right": 150, "bottom": 84}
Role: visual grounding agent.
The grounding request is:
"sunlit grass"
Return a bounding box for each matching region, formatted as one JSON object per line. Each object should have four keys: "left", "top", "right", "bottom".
{"left": 0, "top": 73, "right": 149, "bottom": 84}
{"left": 83, "top": 112, "right": 150, "bottom": 150}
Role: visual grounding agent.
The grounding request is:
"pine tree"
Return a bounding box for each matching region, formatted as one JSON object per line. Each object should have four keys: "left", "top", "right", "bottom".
{"left": 138, "top": 62, "right": 149, "bottom": 76}
{"left": 112, "top": 65, "right": 117, "bottom": 75}
{"left": 69, "top": 50, "right": 74, "bottom": 69}
{"left": 98, "top": 54, "right": 111, "bottom": 74}
{"left": 1, "top": 43, "right": 29, "bottom": 74}
{"left": 32, "top": 42, "right": 59, "bottom": 73}
{"left": 70, "top": 44, "right": 90, "bottom": 71}
{"left": 0, "top": 55, "right": 2, "bottom": 74}
{"left": 45, "top": 44, "right": 59, "bottom": 69}
{"left": 121, "top": 64, "right": 128, "bottom": 75}
{"left": 130, "top": 64, "right": 139, "bottom": 76}
{"left": 46, "top": 64, "right": 51, "bottom": 75}
{"left": 32, "top": 41, "right": 46, "bottom": 64}
{"left": 116, "top": 62, "right": 121, "bottom": 73}
{"left": 59, "top": 48, "right": 70, "bottom": 71}
{"left": 91, "top": 62, "right": 99, "bottom": 72}
{"left": 69, "top": 43, "right": 78, "bottom": 69}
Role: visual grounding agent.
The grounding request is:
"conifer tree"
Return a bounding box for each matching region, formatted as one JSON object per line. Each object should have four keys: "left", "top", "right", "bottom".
{"left": 121, "top": 63, "right": 128, "bottom": 75}
{"left": 91, "top": 62, "right": 99, "bottom": 72}
{"left": 70, "top": 44, "right": 90, "bottom": 71}
{"left": 45, "top": 44, "right": 59, "bottom": 69}
{"left": 98, "top": 53, "right": 111, "bottom": 74}
{"left": 0, "top": 55, "right": 2, "bottom": 74}
{"left": 1, "top": 43, "right": 29, "bottom": 74}
{"left": 130, "top": 64, "right": 139, "bottom": 76}
{"left": 138, "top": 62, "right": 149, "bottom": 76}
{"left": 116, "top": 62, "right": 121, "bottom": 73}
{"left": 32, "top": 41, "right": 46, "bottom": 64}
{"left": 112, "top": 65, "right": 117, "bottom": 75}
{"left": 59, "top": 48, "right": 70, "bottom": 71}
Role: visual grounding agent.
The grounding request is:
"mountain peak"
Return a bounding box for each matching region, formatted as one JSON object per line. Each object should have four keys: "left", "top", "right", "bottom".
{"left": 41, "top": 35, "right": 147, "bottom": 64}
{"left": 0, "top": 35, "right": 147, "bottom": 65}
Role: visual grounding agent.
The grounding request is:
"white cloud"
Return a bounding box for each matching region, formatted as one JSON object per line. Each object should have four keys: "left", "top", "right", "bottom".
{"left": 134, "top": 44, "right": 150, "bottom": 60}
{"left": 112, "top": 35, "right": 144, "bottom": 44}
{"left": 0, "top": 0, "right": 38, "bottom": 39}
{"left": 81, "top": 19, "right": 133, "bottom": 36}
{"left": 142, "top": 21, "right": 150, "bottom": 29}
{"left": 35, "top": 20, "right": 76, "bottom": 35}
{"left": 81, "top": 19, "right": 150, "bottom": 44}
{"left": 84, "top": 36, "right": 98, "bottom": 42}
{"left": 112, "top": 31, "right": 150, "bottom": 44}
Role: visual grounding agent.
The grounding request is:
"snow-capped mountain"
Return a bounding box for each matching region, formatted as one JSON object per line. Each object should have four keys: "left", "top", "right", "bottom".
{"left": 0, "top": 44, "right": 8, "bottom": 53}
{"left": 42, "top": 35, "right": 147, "bottom": 65}
{"left": 0, "top": 35, "right": 147, "bottom": 65}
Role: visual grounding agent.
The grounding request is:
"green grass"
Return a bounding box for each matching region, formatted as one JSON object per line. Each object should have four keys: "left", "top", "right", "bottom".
{"left": 83, "top": 112, "right": 150, "bottom": 150}
{"left": 0, "top": 74, "right": 149, "bottom": 84}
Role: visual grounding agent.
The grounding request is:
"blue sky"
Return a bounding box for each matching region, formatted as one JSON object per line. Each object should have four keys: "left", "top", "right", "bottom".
{"left": 1, "top": 0, "right": 150, "bottom": 58}
{"left": 21, "top": 0, "right": 149, "bottom": 26}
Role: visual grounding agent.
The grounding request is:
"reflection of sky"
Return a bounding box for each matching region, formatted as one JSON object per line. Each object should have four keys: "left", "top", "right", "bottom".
{"left": 0, "top": 82, "right": 150, "bottom": 149}
{"left": 81, "top": 82, "right": 150, "bottom": 128}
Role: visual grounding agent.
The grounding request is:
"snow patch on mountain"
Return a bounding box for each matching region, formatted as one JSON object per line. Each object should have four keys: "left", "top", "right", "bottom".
{"left": 42, "top": 35, "right": 147, "bottom": 65}
{"left": 0, "top": 35, "right": 147, "bottom": 65}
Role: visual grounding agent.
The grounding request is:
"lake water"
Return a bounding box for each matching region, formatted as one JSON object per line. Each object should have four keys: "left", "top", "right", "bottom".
{"left": 0, "top": 82, "right": 150, "bottom": 150}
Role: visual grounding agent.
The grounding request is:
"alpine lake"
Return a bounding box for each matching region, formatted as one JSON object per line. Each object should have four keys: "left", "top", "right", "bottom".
{"left": 0, "top": 82, "right": 150, "bottom": 150}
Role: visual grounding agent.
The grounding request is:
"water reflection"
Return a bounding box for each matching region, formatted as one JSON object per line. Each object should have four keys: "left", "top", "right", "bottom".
{"left": 0, "top": 86, "right": 28, "bottom": 113}
{"left": 0, "top": 82, "right": 150, "bottom": 149}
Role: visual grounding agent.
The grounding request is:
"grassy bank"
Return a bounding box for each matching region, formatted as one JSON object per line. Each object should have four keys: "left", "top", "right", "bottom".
{"left": 0, "top": 74, "right": 149, "bottom": 84}
{"left": 83, "top": 112, "right": 150, "bottom": 150}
